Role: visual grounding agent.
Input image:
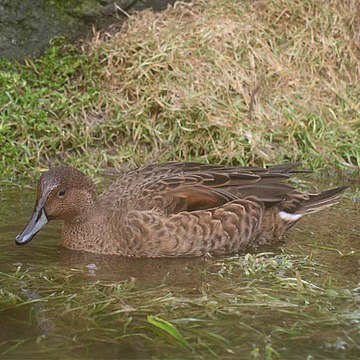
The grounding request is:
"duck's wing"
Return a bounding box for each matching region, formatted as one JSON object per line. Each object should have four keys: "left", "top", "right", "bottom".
{"left": 100, "top": 162, "right": 304, "bottom": 213}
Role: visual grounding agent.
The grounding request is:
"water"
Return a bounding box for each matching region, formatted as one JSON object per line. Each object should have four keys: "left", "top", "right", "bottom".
{"left": 0, "top": 182, "right": 359, "bottom": 359}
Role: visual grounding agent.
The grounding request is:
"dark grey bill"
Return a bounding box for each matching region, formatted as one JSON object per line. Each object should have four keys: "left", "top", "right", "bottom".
{"left": 16, "top": 201, "right": 48, "bottom": 245}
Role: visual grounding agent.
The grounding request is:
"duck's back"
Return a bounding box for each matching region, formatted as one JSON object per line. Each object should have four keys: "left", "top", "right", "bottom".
{"left": 99, "top": 162, "right": 300, "bottom": 214}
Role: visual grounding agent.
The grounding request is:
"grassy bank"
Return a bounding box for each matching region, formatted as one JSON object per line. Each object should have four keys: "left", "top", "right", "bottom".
{"left": 1, "top": 0, "right": 359, "bottom": 180}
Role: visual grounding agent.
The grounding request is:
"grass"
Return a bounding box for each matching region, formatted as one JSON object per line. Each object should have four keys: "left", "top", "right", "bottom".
{"left": 0, "top": 251, "right": 359, "bottom": 359}
{"left": 0, "top": 0, "right": 359, "bottom": 181}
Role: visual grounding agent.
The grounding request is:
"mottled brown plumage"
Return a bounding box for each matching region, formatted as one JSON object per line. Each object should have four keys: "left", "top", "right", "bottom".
{"left": 16, "top": 162, "right": 347, "bottom": 257}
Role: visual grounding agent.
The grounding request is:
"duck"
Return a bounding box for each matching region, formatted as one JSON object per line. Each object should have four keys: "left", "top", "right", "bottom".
{"left": 16, "top": 162, "right": 347, "bottom": 257}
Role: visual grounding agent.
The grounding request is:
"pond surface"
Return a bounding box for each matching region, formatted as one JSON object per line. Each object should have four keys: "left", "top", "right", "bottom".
{"left": 0, "top": 180, "right": 359, "bottom": 359}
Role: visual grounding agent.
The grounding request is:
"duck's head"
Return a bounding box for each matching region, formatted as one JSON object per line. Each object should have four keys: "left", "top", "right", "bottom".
{"left": 16, "top": 166, "right": 98, "bottom": 245}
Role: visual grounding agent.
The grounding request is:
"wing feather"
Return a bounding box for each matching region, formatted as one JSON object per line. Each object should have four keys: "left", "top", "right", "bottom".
{"left": 101, "top": 162, "right": 303, "bottom": 213}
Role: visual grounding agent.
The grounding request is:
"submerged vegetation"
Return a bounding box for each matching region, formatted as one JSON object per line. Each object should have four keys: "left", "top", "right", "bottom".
{"left": 0, "top": 0, "right": 359, "bottom": 180}
{"left": 1, "top": 249, "right": 359, "bottom": 359}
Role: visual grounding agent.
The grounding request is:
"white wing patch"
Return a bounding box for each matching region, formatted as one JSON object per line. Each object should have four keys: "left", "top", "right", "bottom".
{"left": 279, "top": 211, "right": 303, "bottom": 221}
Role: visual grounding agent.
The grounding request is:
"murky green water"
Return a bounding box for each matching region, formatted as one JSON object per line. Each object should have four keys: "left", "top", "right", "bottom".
{"left": 0, "top": 181, "right": 359, "bottom": 359}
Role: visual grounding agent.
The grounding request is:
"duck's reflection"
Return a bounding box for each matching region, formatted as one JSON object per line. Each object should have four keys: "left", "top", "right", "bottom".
{"left": 20, "top": 284, "right": 55, "bottom": 337}
{"left": 58, "top": 248, "right": 210, "bottom": 287}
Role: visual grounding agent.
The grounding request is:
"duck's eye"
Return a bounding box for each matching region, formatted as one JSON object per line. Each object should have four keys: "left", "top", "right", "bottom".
{"left": 58, "top": 189, "right": 66, "bottom": 198}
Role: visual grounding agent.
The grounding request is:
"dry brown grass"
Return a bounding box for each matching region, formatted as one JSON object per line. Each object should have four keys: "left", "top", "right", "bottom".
{"left": 1, "top": 0, "right": 359, "bottom": 179}
{"left": 85, "top": 0, "right": 360, "bottom": 170}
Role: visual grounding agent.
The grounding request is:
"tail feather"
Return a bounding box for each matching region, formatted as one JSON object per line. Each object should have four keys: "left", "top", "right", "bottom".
{"left": 299, "top": 185, "right": 349, "bottom": 214}
{"left": 278, "top": 185, "right": 348, "bottom": 222}
{"left": 256, "top": 185, "right": 347, "bottom": 247}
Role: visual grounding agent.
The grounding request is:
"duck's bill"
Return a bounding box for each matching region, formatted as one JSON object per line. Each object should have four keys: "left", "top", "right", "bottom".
{"left": 16, "top": 204, "right": 48, "bottom": 245}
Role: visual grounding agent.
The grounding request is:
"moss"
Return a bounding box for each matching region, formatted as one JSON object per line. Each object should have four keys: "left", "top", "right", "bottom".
{"left": 50, "top": 0, "right": 102, "bottom": 19}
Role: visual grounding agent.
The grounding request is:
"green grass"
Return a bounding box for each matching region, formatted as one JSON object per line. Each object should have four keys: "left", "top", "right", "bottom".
{"left": 1, "top": 0, "right": 359, "bottom": 181}
{"left": 0, "top": 251, "right": 359, "bottom": 359}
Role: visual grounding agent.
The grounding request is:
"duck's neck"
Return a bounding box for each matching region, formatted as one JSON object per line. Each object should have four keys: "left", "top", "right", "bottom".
{"left": 61, "top": 205, "right": 125, "bottom": 255}
{"left": 64, "top": 200, "right": 100, "bottom": 225}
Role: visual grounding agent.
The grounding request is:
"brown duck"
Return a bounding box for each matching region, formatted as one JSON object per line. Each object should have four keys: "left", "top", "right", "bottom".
{"left": 16, "top": 162, "right": 347, "bottom": 257}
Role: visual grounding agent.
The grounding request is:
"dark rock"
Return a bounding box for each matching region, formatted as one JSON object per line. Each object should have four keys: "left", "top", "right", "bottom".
{"left": 0, "top": 0, "right": 177, "bottom": 61}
